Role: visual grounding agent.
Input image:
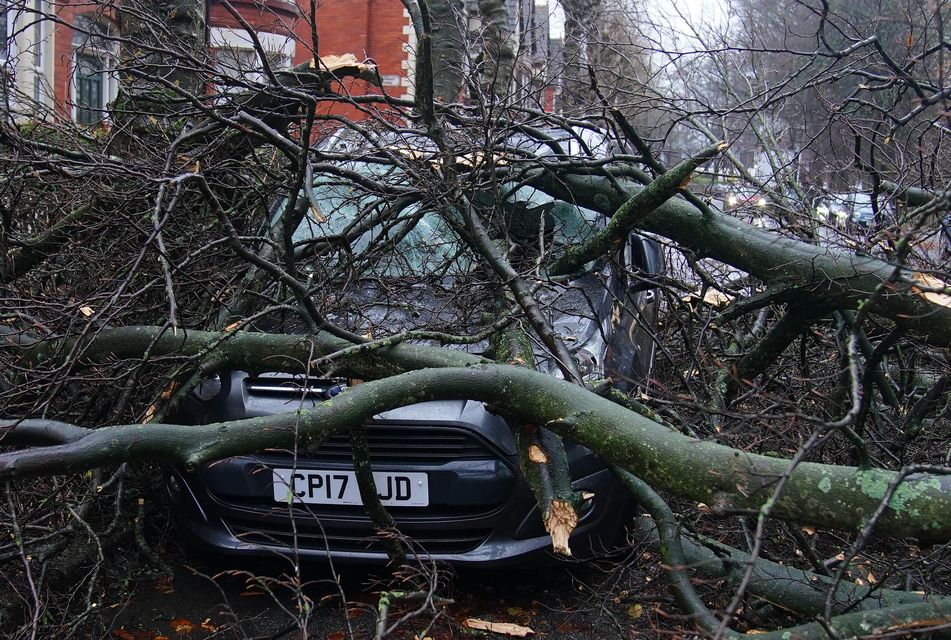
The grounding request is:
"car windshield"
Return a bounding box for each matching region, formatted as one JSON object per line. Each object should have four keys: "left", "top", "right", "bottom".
{"left": 287, "top": 162, "right": 601, "bottom": 277}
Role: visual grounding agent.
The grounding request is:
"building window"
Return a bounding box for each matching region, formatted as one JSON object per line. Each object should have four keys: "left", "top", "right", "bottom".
{"left": 71, "top": 15, "right": 117, "bottom": 124}
{"left": 210, "top": 27, "right": 295, "bottom": 94}
{"left": 1, "top": 0, "right": 54, "bottom": 114}
{"left": 75, "top": 54, "right": 103, "bottom": 124}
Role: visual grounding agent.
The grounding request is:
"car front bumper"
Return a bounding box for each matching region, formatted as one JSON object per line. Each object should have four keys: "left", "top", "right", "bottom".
{"left": 167, "top": 397, "right": 632, "bottom": 567}
{"left": 169, "top": 465, "right": 629, "bottom": 567}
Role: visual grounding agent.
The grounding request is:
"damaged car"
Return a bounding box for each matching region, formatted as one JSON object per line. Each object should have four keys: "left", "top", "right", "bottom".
{"left": 166, "top": 129, "right": 665, "bottom": 566}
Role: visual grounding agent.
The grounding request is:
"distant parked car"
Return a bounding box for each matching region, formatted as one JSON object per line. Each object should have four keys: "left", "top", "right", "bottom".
{"left": 719, "top": 184, "right": 767, "bottom": 211}
{"left": 814, "top": 192, "right": 893, "bottom": 230}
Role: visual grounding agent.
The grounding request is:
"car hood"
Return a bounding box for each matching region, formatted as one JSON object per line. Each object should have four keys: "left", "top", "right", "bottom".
{"left": 323, "top": 273, "right": 613, "bottom": 361}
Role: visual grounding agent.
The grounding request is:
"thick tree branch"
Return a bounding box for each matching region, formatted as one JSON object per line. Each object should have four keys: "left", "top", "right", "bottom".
{"left": 492, "top": 326, "right": 580, "bottom": 555}
{"left": 548, "top": 142, "right": 726, "bottom": 277}
{"left": 1, "top": 365, "right": 949, "bottom": 541}
{"left": 628, "top": 516, "right": 935, "bottom": 617}
{"left": 2, "top": 326, "right": 482, "bottom": 379}
{"left": 531, "top": 170, "right": 951, "bottom": 343}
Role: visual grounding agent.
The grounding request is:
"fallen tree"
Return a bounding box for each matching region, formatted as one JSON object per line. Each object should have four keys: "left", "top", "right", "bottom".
{"left": 2, "top": 0, "right": 951, "bottom": 637}
{"left": 3, "top": 364, "right": 950, "bottom": 540}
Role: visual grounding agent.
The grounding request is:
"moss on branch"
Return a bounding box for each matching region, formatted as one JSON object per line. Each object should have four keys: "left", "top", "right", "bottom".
{"left": 531, "top": 171, "right": 951, "bottom": 344}
{"left": 2, "top": 365, "right": 949, "bottom": 541}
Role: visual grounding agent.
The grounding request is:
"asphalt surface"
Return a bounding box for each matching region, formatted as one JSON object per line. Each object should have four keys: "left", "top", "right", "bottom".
{"left": 105, "top": 524, "right": 672, "bottom": 640}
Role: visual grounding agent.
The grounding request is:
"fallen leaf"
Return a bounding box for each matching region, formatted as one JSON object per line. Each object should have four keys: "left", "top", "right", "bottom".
{"left": 200, "top": 618, "right": 216, "bottom": 632}
{"left": 80, "top": 305, "right": 95, "bottom": 317}
{"left": 326, "top": 632, "right": 345, "bottom": 640}
{"left": 153, "top": 577, "right": 174, "bottom": 594}
{"left": 112, "top": 630, "right": 135, "bottom": 640}
{"left": 463, "top": 618, "right": 534, "bottom": 637}
{"left": 143, "top": 404, "right": 159, "bottom": 424}
{"left": 169, "top": 618, "right": 193, "bottom": 634}
{"left": 627, "top": 604, "right": 644, "bottom": 619}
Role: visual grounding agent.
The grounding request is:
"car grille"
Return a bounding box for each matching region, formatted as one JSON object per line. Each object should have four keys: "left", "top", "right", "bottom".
{"left": 201, "top": 423, "right": 512, "bottom": 518}
{"left": 314, "top": 424, "right": 497, "bottom": 462}
{"left": 224, "top": 516, "right": 490, "bottom": 555}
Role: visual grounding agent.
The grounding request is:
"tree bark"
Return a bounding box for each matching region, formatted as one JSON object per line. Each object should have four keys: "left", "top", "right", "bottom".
{"left": 426, "top": 0, "right": 465, "bottom": 102}
{"left": 531, "top": 170, "right": 951, "bottom": 344}
{"left": 477, "top": 0, "right": 515, "bottom": 97}
{"left": 2, "top": 365, "right": 949, "bottom": 541}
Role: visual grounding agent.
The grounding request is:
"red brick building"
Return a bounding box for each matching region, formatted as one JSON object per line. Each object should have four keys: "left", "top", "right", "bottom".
{"left": 2, "top": 0, "right": 413, "bottom": 123}
{"left": 4, "top": 0, "right": 554, "bottom": 124}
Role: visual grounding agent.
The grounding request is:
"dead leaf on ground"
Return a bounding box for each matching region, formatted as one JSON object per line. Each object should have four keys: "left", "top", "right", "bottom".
{"left": 463, "top": 618, "right": 535, "bottom": 637}
{"left": 627, "top": 604, "right": 644, "bottom": 619}
{"left": 169, "top": 618, "right": 193, "bottom": 634}
{"left": 153, "top": 577, "right": 174, "bottom": 594}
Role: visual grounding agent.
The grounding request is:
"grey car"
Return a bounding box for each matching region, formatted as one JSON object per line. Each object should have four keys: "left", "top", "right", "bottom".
{"left": 167, "top": 129, "right": 664, "bottom": 565}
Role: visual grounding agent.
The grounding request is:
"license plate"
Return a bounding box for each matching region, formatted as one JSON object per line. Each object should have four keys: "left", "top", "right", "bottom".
{"left": 272, "top": 469, "right": 429, "bottom": 507}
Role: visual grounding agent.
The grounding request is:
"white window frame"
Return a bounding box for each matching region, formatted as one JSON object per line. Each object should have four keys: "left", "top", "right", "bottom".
{"left": 0, "top": 0, "right": 54, "bottom": 115}
{"left": 210, "top": 27, "right": 295, "bottom": 94}
{"left": 70, "top": 16, "right": 119, "bottom": 124}
{"left": 30, "top": 0, "right": 44, "bottom": 104}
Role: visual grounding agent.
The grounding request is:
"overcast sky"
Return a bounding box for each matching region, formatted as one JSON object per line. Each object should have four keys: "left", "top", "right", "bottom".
{"left": 541, "top": 0, "right": 729, "bottom": 44}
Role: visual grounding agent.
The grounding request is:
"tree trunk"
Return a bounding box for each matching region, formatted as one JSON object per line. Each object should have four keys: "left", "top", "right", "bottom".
{"left": 477, "top": 0, "right": 515, "bottom": 97}
{"left": 427, "top": 0, "right": 466, "bottom": 101}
